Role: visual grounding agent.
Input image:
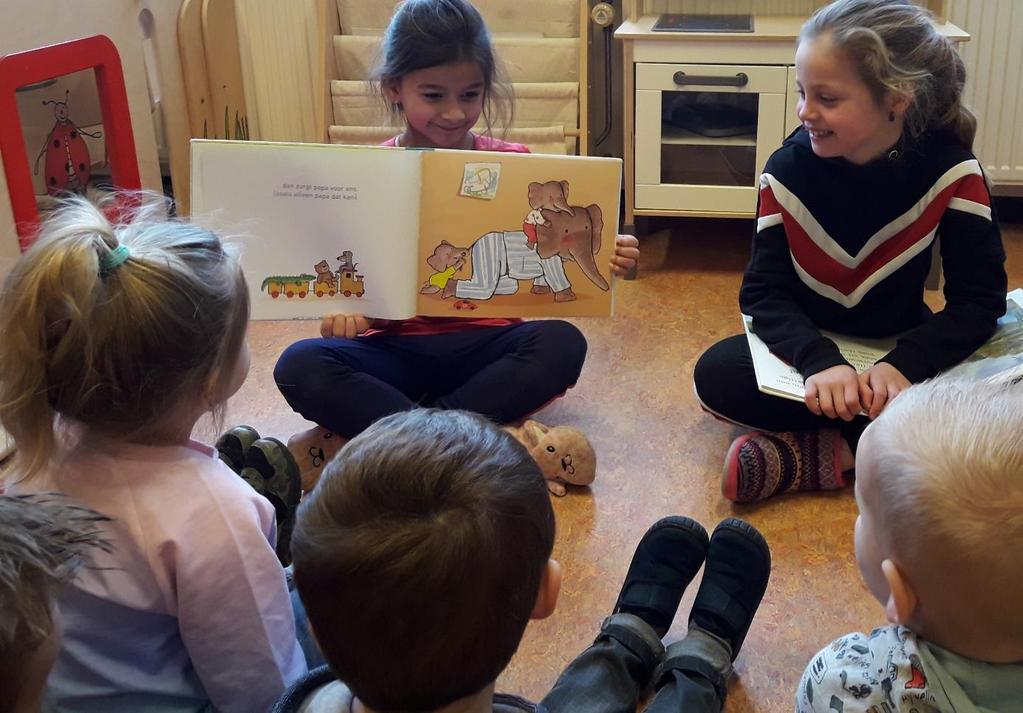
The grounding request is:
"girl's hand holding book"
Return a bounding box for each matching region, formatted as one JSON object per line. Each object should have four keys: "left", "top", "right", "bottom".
{"left": 320, "top": 313, "right": 373, "bottom": 339}
{"left": 857, "top": 363, "right": 911, "bottom": 420}
{"left": 609, "top": 234, "right": 640, "bottom": 276}
{"left": 804, "top": 364, "right": 861, "bottom": 422}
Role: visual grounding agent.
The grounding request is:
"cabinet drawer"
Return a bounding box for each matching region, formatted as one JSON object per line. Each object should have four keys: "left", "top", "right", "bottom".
{"left": 636, "top": 63, "right": 788, "bottom": 94}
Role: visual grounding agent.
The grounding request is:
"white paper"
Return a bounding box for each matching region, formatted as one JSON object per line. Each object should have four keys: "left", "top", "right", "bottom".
{"left": 190, "top": 140, "right": 422, "bottom": 320}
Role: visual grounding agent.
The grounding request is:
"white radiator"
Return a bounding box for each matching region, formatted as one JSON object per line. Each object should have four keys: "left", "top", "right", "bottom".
{"left": 951, "top": 0, "right": 1023, "bottom": 188}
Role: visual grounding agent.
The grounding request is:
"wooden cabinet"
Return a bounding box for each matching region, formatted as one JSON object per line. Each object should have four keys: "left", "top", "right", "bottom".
{"left": 634, "top": 61, "right": 788, "bottom": 215}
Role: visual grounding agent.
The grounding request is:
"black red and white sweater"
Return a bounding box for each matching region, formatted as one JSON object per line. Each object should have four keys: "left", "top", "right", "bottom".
{"left": 740, "top": 127, "right": 1007, "bottom": 383}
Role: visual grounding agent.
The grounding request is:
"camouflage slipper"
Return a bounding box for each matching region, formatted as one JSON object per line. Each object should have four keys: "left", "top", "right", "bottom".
{"left": 240, "top": 437, "right": 302, "bottom": 565}
{"left": 215, "top": 425, "right": 261, "bottom": 473}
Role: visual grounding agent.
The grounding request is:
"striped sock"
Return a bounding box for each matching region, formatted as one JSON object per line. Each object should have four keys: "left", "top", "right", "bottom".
{"left": 723, "top": 429, "right": 846, "bottom": 502}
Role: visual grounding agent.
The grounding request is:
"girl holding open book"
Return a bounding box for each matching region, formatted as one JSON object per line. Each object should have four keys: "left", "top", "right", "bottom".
{"left": 275, "top": 0, "right": 639, "bottom": 489}
{"left": 693, "top": 0, "right": 1006, "bottom": 503}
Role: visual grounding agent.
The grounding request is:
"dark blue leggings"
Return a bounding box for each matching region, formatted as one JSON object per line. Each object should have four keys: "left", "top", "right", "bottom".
{"left": 273, "top": 321, "right": 588, "bottom": 438}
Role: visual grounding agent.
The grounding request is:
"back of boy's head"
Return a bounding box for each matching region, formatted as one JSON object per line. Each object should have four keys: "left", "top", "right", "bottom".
{"left": 801, "top": 0, "right": 976, "bottom": 150}
{"left": 291, "top": 409, "right": 555, "bottom": 712}
{"left": 860, "top": 378, "right": 1023, "bottom": 648}
{"left": 0, "top": 494, "right": 110, "bottom": 712}
{"left": 375, "top": 0, "right": 510, "bottom": 132}
{"left": 0, "top": 193, "right": 249, "bottom": 479}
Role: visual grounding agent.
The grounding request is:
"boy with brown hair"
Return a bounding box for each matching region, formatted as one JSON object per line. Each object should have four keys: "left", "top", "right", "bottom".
{"left": 797, "top": 378, "right": 1023, "bottom": 712}
{"left": 0, "top": 494, "right": 110, "bottom": 713}
{"left": 275, "top": 409, "right": 772, "bottom": 712}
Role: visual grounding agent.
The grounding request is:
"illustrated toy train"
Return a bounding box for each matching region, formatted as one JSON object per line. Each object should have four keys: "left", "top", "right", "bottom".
{"left": 261, "top": 268, "right": 365, "bottom": 299}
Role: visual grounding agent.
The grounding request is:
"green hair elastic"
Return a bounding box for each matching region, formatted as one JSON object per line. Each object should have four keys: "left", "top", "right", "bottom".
{"left": 99, "top": 244, "right": 131, "bottom": 273}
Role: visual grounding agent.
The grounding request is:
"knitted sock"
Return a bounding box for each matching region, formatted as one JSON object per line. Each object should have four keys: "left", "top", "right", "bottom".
{"left": 723, "top": 429, "right": 846, "bottom": 503}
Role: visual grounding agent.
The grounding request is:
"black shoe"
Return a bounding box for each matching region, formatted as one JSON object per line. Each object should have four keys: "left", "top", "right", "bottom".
{"left": 689, "top": 518, "right": 771, "bottom": 660}
{"left": 215, "top": 425, "right": 261, "bottom": 473}
{"left": 612, "top": 516, "right": 709, "bottom": 638}
{"left": 240, "top": 437, "right": 302, "bottom": 566}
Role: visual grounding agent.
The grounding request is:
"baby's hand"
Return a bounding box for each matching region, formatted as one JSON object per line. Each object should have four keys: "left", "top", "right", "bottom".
{"left": 610, "top": 234, "right": 639, "bottom": 276}
{"left": 858, "top": 362, "right": 910, "bottom": 419}
{"left": 804, "top": 364, "right": 861, "bottom": 421}
{"left": 320, "top": 313, "right": 372, "bottom": 339}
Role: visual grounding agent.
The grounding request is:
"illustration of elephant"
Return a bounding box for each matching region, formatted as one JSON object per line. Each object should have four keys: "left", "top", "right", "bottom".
{"left": 443, "top": 202, "right": 609, "bottom": 303}
{"left": 534, "top": 203, "right": 609, "bottom": 297}
{"left": 421, "top": 240, "right": 470, "bottom": 294}
{"left": 523, "top": 180, "right": 573, "bottom": 246}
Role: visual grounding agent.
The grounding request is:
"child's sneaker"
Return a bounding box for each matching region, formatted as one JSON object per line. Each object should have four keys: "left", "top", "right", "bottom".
{"left": 723, "top": 429, "right": 846, "bottom": 502}
{"left": 214, "top": 425, "right": 260, "bottom": 473}
{"left": 240, "top": 438, "right": 302, "bottom": 566}
{"left": 612, "top": 516, "right": 709, "bottom": 638}
{"left": 688, "top": 518, "right": 771, "bottom": 660}
{"left": 287, "top": 425, "right": 347, "bottom": 493}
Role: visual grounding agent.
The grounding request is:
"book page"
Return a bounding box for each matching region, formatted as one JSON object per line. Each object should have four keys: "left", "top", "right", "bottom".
{"left": 415, "top": 150, "right": 622, "bottom": 318}
{"left": 822, "top": 330, "right": 895, "bottom": 372}
{"left": 190, "top": 140, "right": 421, "bottom": 320}
{"left": 743, "top": 315, "right": 895, "bottom": 402}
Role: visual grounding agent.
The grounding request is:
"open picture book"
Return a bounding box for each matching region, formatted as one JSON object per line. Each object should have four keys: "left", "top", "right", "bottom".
{"left": 190, "top": 140, "right": 622, "bottom": 320}
{"left": 745, "top": 287, "right": 1023, "bottom": 401}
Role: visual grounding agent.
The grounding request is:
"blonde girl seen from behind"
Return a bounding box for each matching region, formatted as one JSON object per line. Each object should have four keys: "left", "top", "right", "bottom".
{"left": 0, "top": 194, "right": 306, "bottom": 713}
{"left": 0, "top": 192, "right": 250, "bottom": 480}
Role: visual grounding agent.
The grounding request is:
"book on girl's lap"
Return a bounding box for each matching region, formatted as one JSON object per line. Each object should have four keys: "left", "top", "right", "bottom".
{"left": 189, "top": 140, "right": 622, "bottom": 320}
{"left": 745, "top": 287, "right": 1023, "bottom": 401}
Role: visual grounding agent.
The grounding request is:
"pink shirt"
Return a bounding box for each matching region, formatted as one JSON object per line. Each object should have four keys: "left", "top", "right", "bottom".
{"left": 14, "top": 436, "right": 306, "bottom": 713}
{"left": 379, "top": 133, "right": 531, "bottom": 153}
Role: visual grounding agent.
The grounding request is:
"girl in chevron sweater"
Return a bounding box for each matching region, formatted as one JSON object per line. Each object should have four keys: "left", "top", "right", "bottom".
{"left": 693, "top": 0, "right": 1006, "bottom": 503}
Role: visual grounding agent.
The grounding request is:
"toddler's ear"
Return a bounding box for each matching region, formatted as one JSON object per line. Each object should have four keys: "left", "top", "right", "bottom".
{"left": 530, "top": 559, "right": 562, "bottom": 620}
{"left": 882, "top": 559, "right": 918, "bottom": 625}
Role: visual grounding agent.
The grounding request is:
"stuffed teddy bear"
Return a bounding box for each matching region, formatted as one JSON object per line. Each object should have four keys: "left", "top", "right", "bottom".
{"left": 506, "top": 419, "right": 596, "bottom": 496}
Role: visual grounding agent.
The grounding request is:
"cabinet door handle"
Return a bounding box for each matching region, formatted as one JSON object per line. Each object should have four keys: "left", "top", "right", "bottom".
{"left": 672, "top": 71, "right": 749, "bottom": 87}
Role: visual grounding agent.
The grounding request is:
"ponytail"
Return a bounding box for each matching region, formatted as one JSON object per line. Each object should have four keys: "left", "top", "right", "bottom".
{"left": 0, "top": 193, "right": 249, "bottom": 480}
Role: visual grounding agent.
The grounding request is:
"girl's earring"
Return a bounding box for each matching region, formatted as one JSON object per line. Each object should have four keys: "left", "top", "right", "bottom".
{"left": 889, "top": 110, "right": 896, "bottom": 123}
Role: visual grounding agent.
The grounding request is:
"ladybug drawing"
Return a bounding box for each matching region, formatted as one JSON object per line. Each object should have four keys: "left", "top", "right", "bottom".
{"left": 33, "top": 91, "right": 102, "bottom": 195}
